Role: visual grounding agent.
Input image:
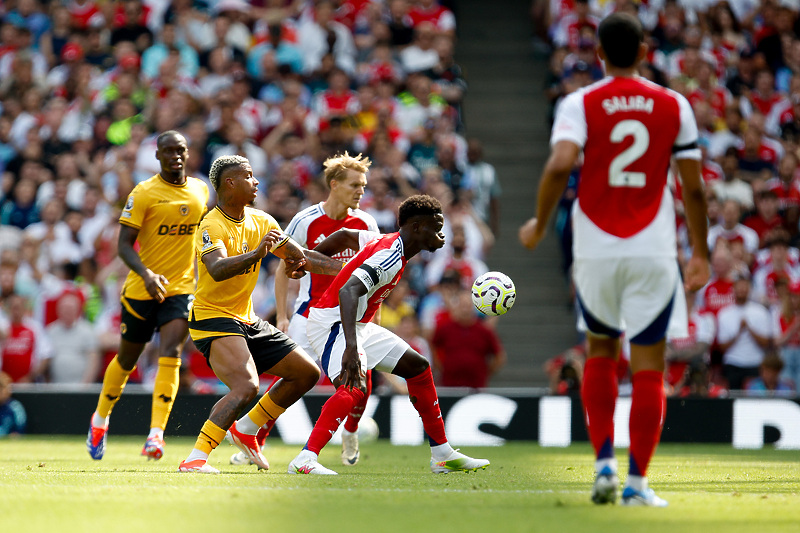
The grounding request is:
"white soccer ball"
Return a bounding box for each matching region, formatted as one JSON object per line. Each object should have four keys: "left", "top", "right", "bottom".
{"left": 357, "top": 416, "right": 379, "bottom": 443}
{"left": 471, "top": 271, "right": 516, "bottom": 316}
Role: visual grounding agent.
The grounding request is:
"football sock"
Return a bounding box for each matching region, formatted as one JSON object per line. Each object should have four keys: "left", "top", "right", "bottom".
{"left": 193, "top": 420, "right": 226, "bottom": 455}
{"left": 581, "top": 357, "right": 618, "bottom": 462}
{"left": 406, "top": 368, "right": 447, "bottom": 447}
{"left": 305, "top": 387, "right": 365, "bottom": 454}
{"left": 95, "top": 355, "right": 134, "bottom": 420}
{"left": 185, "top": 449, "right": 209, "bottom": 462}
{"left": 628, "top": 370, "right": 666, "bottom": 478}
{"left": 625, "top": 475, "right": 647, "bottom": 492}
{"left": 430, "top": 442, "right": 456, "bottom": 461}
{"left": 256, "top": 421, "right": 274, "bottom": 447}
{"left": 237, "top": 393, "right": 286, "bottom": 435}
{"left": 150, "top": 357, "right": 181, "bottom": 431}
{"left": 92, "top": 412, "right": 108, "bottom": 428}
{"left": 148, "top": 427, "right": 164, "bottom": 440}
{"left": 344, "top": 370, "right": 372, "bottom": 433}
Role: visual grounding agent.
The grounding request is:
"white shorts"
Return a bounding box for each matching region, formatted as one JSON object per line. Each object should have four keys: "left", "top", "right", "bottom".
{"left": 288, "top": 314, "right": 316, "bottom": 358}
{"left": 572, "top": 256, "right": 682, "bottom": 344}
{"left": 307, "top": 307, "right": 409, "bottom": 380}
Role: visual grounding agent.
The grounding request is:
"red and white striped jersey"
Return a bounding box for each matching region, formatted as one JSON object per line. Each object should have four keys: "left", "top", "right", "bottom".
{"left": 285, "top": 202, "right": 379, "bottom": 317}
{"left": 314, "top": 232, "right": 406, "bottom": 324}
{"left": 551, "top": 76, "right": 700, "bottom": 259}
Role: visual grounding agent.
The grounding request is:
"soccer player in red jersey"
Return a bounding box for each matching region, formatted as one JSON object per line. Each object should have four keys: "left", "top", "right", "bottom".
{"left": 520, "top": 13, "right": 710, "bottom": 506}
{"left": 228, "top": 152, "right": 379, "bottom": 468}
{"left": 287, "top": 195, "right": 490, "bottom": 475}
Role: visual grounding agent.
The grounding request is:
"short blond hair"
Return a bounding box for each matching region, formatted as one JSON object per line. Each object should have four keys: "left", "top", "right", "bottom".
{"left": 323, "top": 152, "right": 371, "bottom": 188}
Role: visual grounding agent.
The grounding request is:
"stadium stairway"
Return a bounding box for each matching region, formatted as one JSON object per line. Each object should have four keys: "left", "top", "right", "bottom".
{"left": 456, "top": 0, "right": 578, "bottom": 386}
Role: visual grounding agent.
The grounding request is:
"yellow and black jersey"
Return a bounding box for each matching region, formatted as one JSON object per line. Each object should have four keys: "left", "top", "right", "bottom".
{"left": 192, "top": 206, "right": 287, "bottom": 327}
{"left": 119, "top": 174, "right": 209, "bottom": 301}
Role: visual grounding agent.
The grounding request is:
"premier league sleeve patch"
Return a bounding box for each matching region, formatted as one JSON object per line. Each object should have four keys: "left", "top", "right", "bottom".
{"left": 125, "top": 196, "right": 134, "bottom": 211}
{"left": 201, "top": 229, "right": 213, "bottom": 251}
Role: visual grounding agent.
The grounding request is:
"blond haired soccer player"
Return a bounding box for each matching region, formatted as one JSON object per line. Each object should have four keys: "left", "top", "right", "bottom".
{"left": 230, "top": 152, "right": 380, "bottom": 468}
{"left": 87, "top": 131, "right": 209, "bottom": 461}
{"left": 178, "top": 155, "right": 344, "bottom": 473}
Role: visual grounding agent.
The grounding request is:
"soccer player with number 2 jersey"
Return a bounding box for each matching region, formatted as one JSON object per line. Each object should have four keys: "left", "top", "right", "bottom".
{"left": 520, "top": 13, "right": 710, "bottom": 506}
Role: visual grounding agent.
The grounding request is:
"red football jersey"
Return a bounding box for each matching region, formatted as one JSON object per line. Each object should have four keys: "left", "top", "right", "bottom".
{"left": 552, "top": 76, "right": 699, "bottom": 249}
{"left": 284, "top": 202, "right": 378, "bottom": 317}
{"left": 314, "top": 232, "right": 406, "bottom": 324}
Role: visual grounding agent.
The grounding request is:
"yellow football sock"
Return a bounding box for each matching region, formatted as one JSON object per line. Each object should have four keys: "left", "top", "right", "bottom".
{"left": 150, "top": 357, "right": 181, "bottom": 431}
{"left": 95, "top": 355, "right": 135, "bottom": 418}
{"left": 194, "top": 420, "right": 227, "bottom": 454}
{"left": 247, "top": 393, "right": 286, "bottom": 428}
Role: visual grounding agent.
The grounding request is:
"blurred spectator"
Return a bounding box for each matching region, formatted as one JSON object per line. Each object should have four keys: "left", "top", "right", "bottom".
{"left": 743, "top": 190, "right": 785, "bottom": 248}
{"left": 750, "top": 230, "right": 798, "bottom": 305}
{"left": 717, "top": 270, "right": 773, "bottom": 390}
{"left": 408, "top": 0, "right": 456, "bottom": 37}
{"left": 744, "top": 352, "right": 795, "bottom": 396}
{"left": 0, "top": 371, "right": 26, "bottom": 436}
{"left": 464, "top": 138, "right": 501, "bottom": 235}
{"left": 707, "top": 199, "right": 759, "bottom": 255}
{"left": 0, "top": 293, "right": 50, "bottom": 383}
{"left": 674, "top": 361, "right": 728, "bottom": 399}
{"left": 774, "top": 279, "right": 800, "bottom": 390}
{"left": 0, "top": 177, "right": 38, "bottom": 229}
{"left": 400, "top": 21, "right": 438, "bottom": 73}
{"left": 666, "top": 289, "right": 715, "bottom": 393}
{"left": 712, "top": 149, "right": 755, "bottom": 211}
{"left": 544, "top": 343, "right": 584, "bottom": 395}
{"left": 424, "top": 221, "right": 488, "bottom": 289}
{"left": 431, "top": 288, "right": 505, "bottom": 389}
{"left": 297, "top": 0, "right": 356, "bottom": 75}
{"left": 697, "top": 244, "right": 736, "bottom": 317}
{"left": 42, "top": 292, "right": 99, "bottom": 384}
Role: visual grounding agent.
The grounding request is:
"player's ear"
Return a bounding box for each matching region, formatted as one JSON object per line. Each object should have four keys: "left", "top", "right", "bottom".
{"left": 637, "top": 41, "right": 648, "bottom": 63}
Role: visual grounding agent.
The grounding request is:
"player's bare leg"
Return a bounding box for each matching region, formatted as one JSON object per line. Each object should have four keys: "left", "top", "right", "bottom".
{"left": 179, "top": 336, "right": 260, "bottom": 473}
{"left": 230, "top": 348, "right": 319, "bottom": 470}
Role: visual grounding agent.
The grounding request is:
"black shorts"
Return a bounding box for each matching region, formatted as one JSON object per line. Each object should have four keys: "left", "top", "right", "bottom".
{"left": 120, "top": 294, "right": 192, "bottom": 343}
{"left": 190, "top": 316, "right": 298, "bottom": 375}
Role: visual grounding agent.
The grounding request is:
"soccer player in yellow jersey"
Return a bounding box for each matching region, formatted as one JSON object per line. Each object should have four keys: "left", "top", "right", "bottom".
{"left": 178, "top": 155, "right": 343, "bottom": 473}
{"left": 87, "top": 131, "right": 209, "bottom": 461}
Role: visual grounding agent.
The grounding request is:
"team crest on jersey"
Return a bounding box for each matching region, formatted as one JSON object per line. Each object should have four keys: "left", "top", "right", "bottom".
{"left": 120, "top": 323, "right": 127, "bottom": 335}
{"left": 125, "top": 196, "right": 134, "bottom": 210}
{"left": 242, "top": 241, "right": 249, "bottom": 253}
{"left": 201, "top": 230, "right": 213, "bottom": 251}
{"left": 179, "top": 204, "right": 189, "bottom": 216}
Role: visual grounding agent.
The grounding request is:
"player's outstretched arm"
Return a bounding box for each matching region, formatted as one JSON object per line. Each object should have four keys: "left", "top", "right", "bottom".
{"left": 338, "top": 276, "right": 369, "bottom": 390}
{"left": 272, "top": 237, "right": 344, "bottom": 278}
{"left": 118, "top": 224, "right": 168, "bottom": 302}
{"left": 314, "top": 228, "right": 361, "bottom": 257}
{"left": 203, "top": 230, "right": 283, "bottom": 282}
{"left": 676, "top": 158, "right": 710, "bottom": 291}
{"left": 519, "top": 140, "right": 580, "bottom": 250}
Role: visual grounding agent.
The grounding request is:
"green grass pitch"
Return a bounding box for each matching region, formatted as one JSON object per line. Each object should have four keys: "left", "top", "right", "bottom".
{"left": 1, "top": 437, "right": 799, "bottom": 533}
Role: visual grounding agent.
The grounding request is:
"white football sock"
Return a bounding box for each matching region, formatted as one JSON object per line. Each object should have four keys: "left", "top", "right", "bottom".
{"left": 148, "top": 428, "right": 164, "bottom": 439}
{"left": 595, "top": 457, "right": 618, "bottom": 474}
{"left": 430, "top": 442, "right": 455, "bottom": 461}
{"left": 625, "top": 475, "right": 646, "bottom": 492}
{"left": 235, "top": 415, "right": 260, "bottom": 435}
{"left": 185, "top": 449, "right": 209, "bottom": 462}
{"left": 92, "top": 412, "right": 108, "bottom": 428}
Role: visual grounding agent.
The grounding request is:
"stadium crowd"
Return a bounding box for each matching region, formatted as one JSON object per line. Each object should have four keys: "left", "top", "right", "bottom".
{"left": 0, "top": 0, "right": 507, "bottom": 396}
{"left": 537, "top": 0, "right": 800, "bottom": 397}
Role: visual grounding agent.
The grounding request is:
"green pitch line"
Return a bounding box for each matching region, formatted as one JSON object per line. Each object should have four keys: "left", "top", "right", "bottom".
{"left": 1, "top": 438, "right": 799, "bottom": 533}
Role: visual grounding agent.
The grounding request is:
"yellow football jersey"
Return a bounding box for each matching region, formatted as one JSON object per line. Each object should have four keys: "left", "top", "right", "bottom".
{"left": 192, "top": 206, "right": 285, "bottom": 326}
{"left": 119, "top": 174, "right": 209, "bottom": 301}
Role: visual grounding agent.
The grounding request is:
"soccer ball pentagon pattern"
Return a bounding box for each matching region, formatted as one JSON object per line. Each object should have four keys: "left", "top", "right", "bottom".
{"left": 471, "top": 271, "right": 516, "bottom": 316}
